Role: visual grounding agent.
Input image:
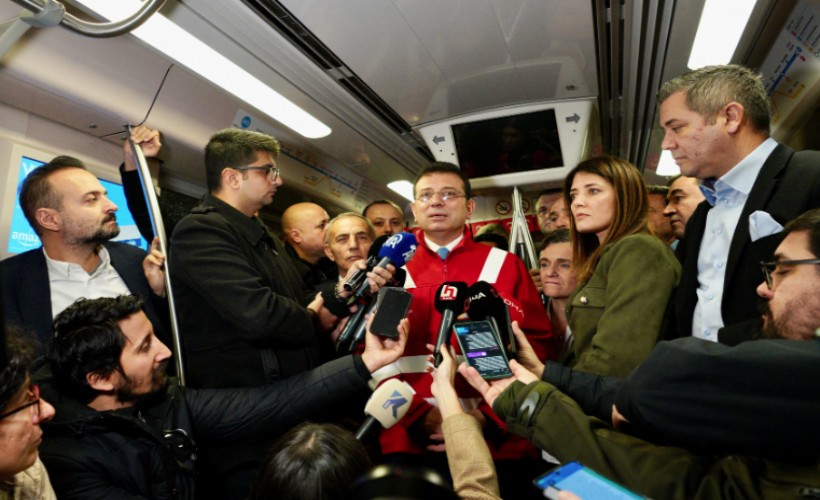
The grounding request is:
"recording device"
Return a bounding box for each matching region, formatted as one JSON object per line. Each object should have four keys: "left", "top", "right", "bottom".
{"left": 432, "top": 281, "right": 468, "bottom": 367}
{"left": 465, "top": 281, "right": 516, "bottom": 357}
{"left": 533, "top": 461, "right": 644, "bottom": 499}
{"left": 344, "top": 232, "right": 418, "bottom": 298}
{"left": 452, "top": 320, "right": 513, "bottom": 380}
{"left": 336, "top": 268, "right": 407, "bottom": 353}
{"left": 354, "top": 378, "right": 415, "bottom": 441}
{"left": 342, "top": 234, "right": 391, "bottom": 295}
{"left": 369, "top": 287, "right": 413, "bottom": 339}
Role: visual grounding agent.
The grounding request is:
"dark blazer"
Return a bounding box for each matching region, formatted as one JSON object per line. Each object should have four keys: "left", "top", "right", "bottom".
{"left": 1, "top": 241, "right": 169, "bottom": 350}
{"left": 670, "top": 144, "right": 820, "bottom": 344}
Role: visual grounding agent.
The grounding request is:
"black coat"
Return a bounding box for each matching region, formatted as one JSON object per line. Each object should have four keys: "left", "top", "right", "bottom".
{"left": 1, "top": 242, "right": 170, "bottom": 351}
{"left": 36, "top": 355, "right": 372, "bottom": 499}
{"left": 669, "top": 144, "right": 820, "bottom": 344}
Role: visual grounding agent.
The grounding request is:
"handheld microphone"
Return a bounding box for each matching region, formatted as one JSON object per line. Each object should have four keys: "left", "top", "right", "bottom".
{"left": 337, "top": 268, "right": 408, "bottom": 353}
{"left": 465, "top": 281, "right": 516, "bottom": 357}
{"left": 433, "top": 281, "right": 468, "bottom": 367}
{"left": 343, "top": 234, "right": 391, "bottom": 294}
{"left": 354, "top": 379, "right": 415, "bottom": 441}
{"left": 349, "top": 232, "right": 418, "bottom": 298}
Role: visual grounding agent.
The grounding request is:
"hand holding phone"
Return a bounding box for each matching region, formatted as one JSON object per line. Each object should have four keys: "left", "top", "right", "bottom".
{"left": 369, "top": 287, "right": 412, "bottom": 339}
{"left": 534, "top": 462, "right": 644, "bottom": 499}
{"left": 452, "top": 320, "right": 513, "bottom": 380}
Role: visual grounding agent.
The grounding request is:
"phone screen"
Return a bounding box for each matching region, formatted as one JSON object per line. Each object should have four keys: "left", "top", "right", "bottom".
{"left": 453, "top": 320, "right": 513, "bottom": 380}
{"left": 534, "top": 462, "right": 643, "bottom": 499}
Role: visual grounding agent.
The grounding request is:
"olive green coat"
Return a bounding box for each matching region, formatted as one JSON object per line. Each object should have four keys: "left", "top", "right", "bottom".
{"left": 494, "top": 380, "right": 820, "bottom": 500}
{"left": 561, "top": 233, "right": 681, "bottom": 377}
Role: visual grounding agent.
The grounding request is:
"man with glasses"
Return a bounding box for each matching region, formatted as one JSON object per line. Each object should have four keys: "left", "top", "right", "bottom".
{"left": 168, "top": 128, "right": 393, "bottom": 498}
{"left": 0, "top": 328, "right": 56, "bottom": 498}
{"left": 461, "top": 208, "right": 820, "bottom": 498}
{"left": 34, "top": 294, "right": 407, "bottom": 499}
{"left": 534, "top": 188, "right": 562, "bottom": 235}
{"left": 376, "top": 162, "right": 555, "bottom": 499}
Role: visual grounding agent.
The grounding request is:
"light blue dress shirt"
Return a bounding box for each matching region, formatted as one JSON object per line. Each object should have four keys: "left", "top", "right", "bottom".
{"left": 692, "top": 138, "right": 778, "bottom": 341}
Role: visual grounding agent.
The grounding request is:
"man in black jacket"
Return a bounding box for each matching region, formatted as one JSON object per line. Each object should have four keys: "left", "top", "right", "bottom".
{"left": 35, "top": 295, "right": 407, "bottom": 499}
{"left": 1, "top": 157, "right": 169, "bottom": 352}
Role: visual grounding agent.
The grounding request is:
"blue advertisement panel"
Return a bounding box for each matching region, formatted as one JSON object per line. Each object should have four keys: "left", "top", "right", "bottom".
{"left": 7, "top": 156, "right": 148, "bottom": 255}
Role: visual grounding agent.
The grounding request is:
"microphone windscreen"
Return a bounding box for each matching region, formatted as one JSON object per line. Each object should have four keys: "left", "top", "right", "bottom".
{"left": 465, "top": 281, "right": 504, "bottom": 319}
{"left": 434, "top": 281, "right": 468, "bottom": 315}
{"left": 365, "top": 379, "right": 415, "bottom": 429}
{"left": 377, "top": 232, "right": 418, "bottom": 267}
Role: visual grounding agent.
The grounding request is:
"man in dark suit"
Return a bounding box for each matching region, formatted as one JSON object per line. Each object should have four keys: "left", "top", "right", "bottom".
{"left": 1, "top": 156, "right": 168, "bottom": 351}
{"left": 658, "top": 64, "right": 820, "bottom": 344}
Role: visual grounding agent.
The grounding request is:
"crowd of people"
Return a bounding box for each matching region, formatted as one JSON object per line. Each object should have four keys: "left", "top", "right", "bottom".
{"left": 1, "top": 63, "right": 819, "bottom": 499}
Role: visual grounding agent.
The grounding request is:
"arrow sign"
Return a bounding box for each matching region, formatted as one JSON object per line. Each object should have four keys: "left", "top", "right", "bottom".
{"left": 433, "top": 135, "right": 445, "bottom": 145}
{"left": 565, "top": 113, "right": 580, "bottom": 124}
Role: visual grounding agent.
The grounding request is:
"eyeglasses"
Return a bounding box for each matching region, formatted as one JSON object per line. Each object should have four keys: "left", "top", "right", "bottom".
{"left": 760, "top": 259, "right": 820, "bottom": 290}
{"left": 415, "top": 190, "right": 466, "bottom": 204}
{"left": 235, "top": 165, "right": 280, "bottom": 182}
{"left": 0, "top": 384, "right": 40, "bottom": 420}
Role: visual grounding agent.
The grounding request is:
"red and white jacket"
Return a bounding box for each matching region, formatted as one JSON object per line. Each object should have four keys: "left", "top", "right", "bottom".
{"left": 375, "top": 227, "right": 556, "bottom": 458}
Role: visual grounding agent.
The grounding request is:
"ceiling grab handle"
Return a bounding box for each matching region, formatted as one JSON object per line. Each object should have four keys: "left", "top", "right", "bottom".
{"left": 0, "top": 0, "right": 63, "bottom": 59}
{"left": 8, "top": 0, "right": 166, "bottom": 38}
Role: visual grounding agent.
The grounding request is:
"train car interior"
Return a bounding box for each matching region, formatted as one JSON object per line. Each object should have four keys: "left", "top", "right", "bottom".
{"left": 1, "top": 0, "right": 818, "bottom": 254}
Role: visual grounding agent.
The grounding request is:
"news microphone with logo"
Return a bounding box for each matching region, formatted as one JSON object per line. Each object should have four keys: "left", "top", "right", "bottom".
{"left": 354, "top": 378, "right": 415, "bottom": 441}
{"left": 347, "top": 232, "right": 417, "bottom": 299}
{"left": 342, "top": 234, "right": 392, "bottom": 295}
{"left": 465, "top": 281, "right": 516, "bottom": 357}
{"left": 433, "top": 281, "right": 468, "bottom": 367}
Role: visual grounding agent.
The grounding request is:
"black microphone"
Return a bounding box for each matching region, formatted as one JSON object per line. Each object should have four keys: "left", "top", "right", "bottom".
{"left": 433, "top": 281, "right": 468, "bottom": 367}
{"left": 354, "top": 379, "right": 414, "bottom": 441}
{"left": 349, "top": 232, "right": 418, "bottom": 299}
{"left": 342, "top": 234, "right": 392, "bottom": 294}
{"left": 465, "top": 281, "right": 516, "bottom": 357}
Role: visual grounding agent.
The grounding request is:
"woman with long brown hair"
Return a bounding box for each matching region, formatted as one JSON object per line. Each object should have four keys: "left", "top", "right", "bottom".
{"left": 560, "top": 156, "right": 681, "bottom": 377}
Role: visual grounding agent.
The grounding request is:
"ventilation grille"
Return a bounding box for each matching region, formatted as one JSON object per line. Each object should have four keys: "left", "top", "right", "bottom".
{"left": 241, "top": 0, "right": 435, "bottom": 162}
{"left": 593, "top": 0, "right": 675, "bottom": 169}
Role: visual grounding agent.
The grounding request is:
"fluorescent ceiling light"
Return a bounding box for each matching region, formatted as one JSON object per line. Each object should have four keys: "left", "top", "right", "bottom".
{"left": 74, "top": 0, "right": 331, "bottom": 139}
{"left": 688, "top": 0, "right": 757, "bottom": 69}
{"left": 656, "top": 150, "right": 681, "bottom": 176}
{"left": 388, "top": 180, "right": 414, "bottom": 202}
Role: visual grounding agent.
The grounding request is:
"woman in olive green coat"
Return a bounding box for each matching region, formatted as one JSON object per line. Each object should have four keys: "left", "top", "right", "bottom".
{"left": 559, "top": 156, "right": 681, "bottom": 377}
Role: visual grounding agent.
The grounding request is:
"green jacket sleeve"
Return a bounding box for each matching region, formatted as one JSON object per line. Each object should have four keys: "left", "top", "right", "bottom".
{"left": 493, "top": 380, "right": 819, "bottom": 500}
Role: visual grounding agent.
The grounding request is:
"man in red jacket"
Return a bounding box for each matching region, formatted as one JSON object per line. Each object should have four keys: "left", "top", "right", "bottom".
{"left": 375, "top": 161, "right": 556, "bottom": 498}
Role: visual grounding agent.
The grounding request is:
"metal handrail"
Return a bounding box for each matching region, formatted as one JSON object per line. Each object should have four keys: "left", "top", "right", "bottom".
{"left": 9, "top": 0, "right": 166, "bottom": 38}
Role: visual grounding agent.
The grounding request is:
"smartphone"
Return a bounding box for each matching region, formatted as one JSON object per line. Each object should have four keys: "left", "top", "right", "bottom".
{"left": 369, "top": 287, "right": 412, "bottom": 339}
{"left": 533, "top": 462, "right": 644, "bottom": 499}
{"left": 452, "top": 320, "right": 513, "bottom": 380}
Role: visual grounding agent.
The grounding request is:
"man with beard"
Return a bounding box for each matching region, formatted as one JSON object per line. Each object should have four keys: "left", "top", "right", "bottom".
{"left": 34, "top": 294, "right": 408, "bottom": 499}
{"left": 460, "top": 209, "right": 820, "bottom": 498}
{"left": 1, "top": 157, "right": 168, "bottom": 351}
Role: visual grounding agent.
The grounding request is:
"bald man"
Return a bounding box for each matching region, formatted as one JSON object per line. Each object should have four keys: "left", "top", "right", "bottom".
{"left": 282, "top": 202, "right": 336, "bottom": 290}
